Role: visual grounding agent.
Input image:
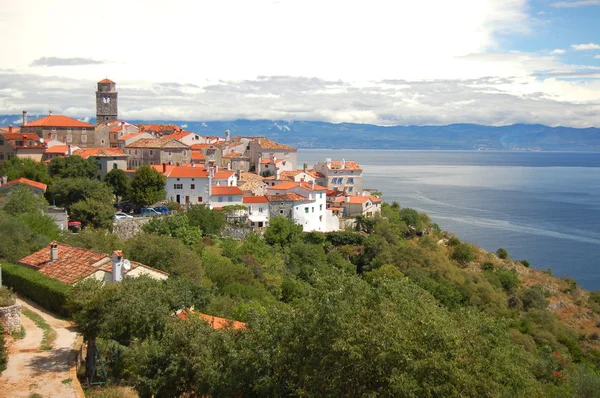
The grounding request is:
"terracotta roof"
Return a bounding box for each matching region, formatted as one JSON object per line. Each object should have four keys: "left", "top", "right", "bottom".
{"left": 254, "top": 138, "right": 296, "bottom": 151}
{"left": 260, "top": 158, "right": 284, "bottom": 164}
{"left": 211, "top": 186, "right": 243, "bottom": 196}
{"left": 0, "top": 126, "right": 21, "bottom": 133}
{"left": 334, "top": 195, "right": 382, "bottom": 204}
{"left": 324, "top": 160, "right": 362, "bottom": 171}
{"left": 1, "top": 132, "right": 39, "bottom": 141}
{"left": 305, "top": 169, "right": 325, "bottom": 178}
{"left": 243, "top": 195, "right": 269, "bottom": 203}
{"left": 166, "top": 166, "right": 233, "bottom": 179}
{"left": 118, "top": 131, "right": 148, "bottom": 141}
{"left": 98, "top": 78, "right": 115, "bottom": 84}
{"left": 167, "top": 131, "right": 193, "bottom": 140}
{"left": 191, "top": 151, "right": 205, "bottom": 160}
{"left": 98, "top": 260, "right": 169, "bottom": 277}
{"left": 223, "top": 151, "right": 243, "bottom": 159}
{"left": 23, "top": 115, "right": 94, "bottom": 128}
{"left": 136, "top": 124, "right": 181, "bottom": 133}
{"left": 267, "top": 181, "right": 299, "bottom": 190}
{"left": 177, "top": 311, "right": 246, "bottom": 330}
{"left": 73, "top": 147, "right": 127, "bottom": 158}
{"left": 19, "top": 242, "right": 108, "bottom": 285}
{"left": 239, "top": 172, "right": 264, "bottom": 181}
{"left": 267, "top": 181, "right": 327, "bottom": 192}
{"left": 108, "top": 122, "right": 137, "bottom": 133}
{"left": 45, "top": 145, "right": 70, "bottom": 154}
{"left": 125, "top": 138, "right": 189, "bottom": 149}
{"left": 0, "top": 178, "right": 47, "bottom": 192}
{"left": 191, "top": 144, "right": 210, "bottom": 150}
{"left": 266, "top": 193, "right": 308, "bottom": 202}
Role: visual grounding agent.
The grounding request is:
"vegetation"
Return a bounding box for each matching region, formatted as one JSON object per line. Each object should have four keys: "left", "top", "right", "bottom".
{"left": 48, "top": 155, "right": 98, "bottom": 180}
{"left": 186, "top": 204, "right": 226, "bottom": 235}
{"left": 0, "top": 325, "right": 6, "bottom": 374}
{"left": 103, "top": 169, "right": 131, "bottom": 202}
{"left": 21, "top": 307, "right": 57, "bottom": 351}
{"left": 0, "top": 286, "right": 16, "bottom": 307}
{"left": 0, "top": 157, "right": 51, "bottom": 184}
{"left": 129, "top": 166, "right": 166, "bottom": 206}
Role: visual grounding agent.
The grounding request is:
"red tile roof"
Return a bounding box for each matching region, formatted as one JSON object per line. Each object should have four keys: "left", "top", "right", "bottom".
{"left": 1, "top": 132, "right": 39, "bottom": 141}
{"left": 19, "top": 242, "right": 108, "bottom": 285}
{"left": 266, "top": 193, "right": 308, "bottom": 202}
{"left": 168, "top": 131, "right": 193, "bottom": 140}
{"left": 223, "top": 151, "right": 243, "bottom": 159}
{"left": 324, "top": 161, "right": 362, "bottom": 171}
{"left": 73, "top": 147, "right": 127, "bottom": 158}
{"left": 254, "top": 138, "right": 296, "bottom": 151}
{"left": 0, "top": 178, "right": 47, "bottom": 192}
{"left": 45, "top": 145, "right": 70, "bottom": 154}
{"left": 260, "top": 158, "right": 284, "bottom": 164}
{"left": 98, "top": 78, "right": 115, "bottom": 84}
{"left": 191, "top": 144, "right": 210, "bottom": 150}
{"left": 268, "top": 181, "right": 327, "bottom": 192}
{"left": 177, "top": 310, "right": 246, "bottom": 330}
{"left": 239, "top": 172, "right": 264, "bottom": 181}
{"left": 334, "top": 195, "right": 382, "bottom": 204}
{"left": 243, "top": 195, "right": 269, "bottom": 203}
{"left": 0, "top": 126, "right": 21, "bottom": 133}
{"left": 191, "top": 151, "right": 205, "bottom": 160}
{"left": 23, "top": 115, "right": 94, "bottom": 128}
{"left": 136, "top": 124, "right": 181, "bottom": 133}
{"left": 125, "top": 138, "right": 189, "bottom": 149}
{"left": 118, "top": 131, "right": 148, "bottom": 141}
{"left": 211, "top": 186, "right": 243, "bottom": 196}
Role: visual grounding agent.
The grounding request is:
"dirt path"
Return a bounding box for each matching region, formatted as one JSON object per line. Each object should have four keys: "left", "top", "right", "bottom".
{"left": 0, "top": 298, "right": 78, "bottom": 398}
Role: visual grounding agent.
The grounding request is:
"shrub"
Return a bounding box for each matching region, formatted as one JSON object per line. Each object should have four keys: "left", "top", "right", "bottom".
{"left": 496, "top": 248, "right": 508, "bottom": 259}
{"left": 451, "top": 243, "right": 474, "bottom": 265}
{"left": 0, "top": 286, "right": 16, "bottom": 307}
{"left": 0, "top": 262, "right": 71, "bottom": 316}
{"left": 0, "top": 324, "right": 6, "bottom": 374}
{"left": 520, "top": 260, "right": 531, "bottom": 268}
{"left": 482, "top": 262, "right": 494, "bottom": 271}
{"left": 522, "top": 286, "right": 548, "bottom": 311}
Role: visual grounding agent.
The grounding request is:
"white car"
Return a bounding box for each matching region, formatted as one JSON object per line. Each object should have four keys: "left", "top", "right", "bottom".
{"left": 114, "top": 212, "right": 134, "bottom": 220}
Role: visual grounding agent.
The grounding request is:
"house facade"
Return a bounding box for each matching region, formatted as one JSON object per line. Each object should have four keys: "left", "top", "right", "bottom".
{"left": 125, "top": 138, "right": 191, "bottom": 169}
{"left": 243, "top": 195, "right": 270, "bottom": 228}
{"left": 0, "top": 130, "right": 46, "bottom": 165}
{"left": 313, "top": 159, "right": 363, "bottom": 194}
{"left": 20, "top": 112, "right": 102, "bottom": 148}
{"left": 248, "top": 137, "right": 297, "bottom": 172}
{"left": 72, "top": 147, "right": 128, "bottom": 180}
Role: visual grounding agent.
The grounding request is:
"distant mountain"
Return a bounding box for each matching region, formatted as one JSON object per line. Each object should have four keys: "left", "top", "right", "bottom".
{"left": 3, "top": 114, "right": 599, "bottom": 151}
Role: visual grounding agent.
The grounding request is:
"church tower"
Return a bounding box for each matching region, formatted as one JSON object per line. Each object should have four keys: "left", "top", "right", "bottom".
{"left": 96, "top": 78, "right": 118, "bottom": 124}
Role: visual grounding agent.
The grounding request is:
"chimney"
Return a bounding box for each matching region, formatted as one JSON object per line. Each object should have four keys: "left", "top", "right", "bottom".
{"left": 121, "top": 121, "right": 126, "bottom": 137}
{"left": 111, "top": 250, "right": 124, "bottom": 283}
{"left": 1, "top": 176, "right": 7, "bottom": 185}
{"left": 303, "top": 163, "right": 307, "bottom": 172}
{"left": 310, "top": 180, "right": 315, "bottom": 190}
{"left": 50, "top": 243, "right": 58, "bottom": 262}
{"left": 227, "top": 163, "right": 231, "bottom": 171}
{"left": 345, "top": 196, "right": 350, "bottom": 203}
{"left": 162, "top": 162, "right": 167, "bottom": 173}
{"left": 326, "top": 158, "right": 331, "bottom": 168}
{"left": 67, "top": 144, "right": 73, "bottom": 155}
{"left": 22, "top": 110, "right": 28, "bottom": 126}
{"left": 49, "top": 110, "right": 53, "bottom": 116}
{"left": 341, "top": 159, "right": 346, "bottom": 169}
{"left": 8, "top": 125, "right": 12, "bottom": 133}
{"left": 225, "top": 129, "right": 230, "bottom": 143}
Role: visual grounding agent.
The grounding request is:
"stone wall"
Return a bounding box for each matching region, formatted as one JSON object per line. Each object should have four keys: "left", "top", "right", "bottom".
{"left": 221, "top": 225, "right": 257, "bottom": 240}
{"left": 0, "top": 302, "right": 21, "bottom": 333}
{"left": 112, "top": 218, "right": 150, "bottom": 240}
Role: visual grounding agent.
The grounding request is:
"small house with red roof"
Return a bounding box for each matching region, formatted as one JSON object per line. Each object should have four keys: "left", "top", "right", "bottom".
{"left": 20, "top": 111, "right": 99, "bottom": 148}
{"left": 18, "top": 242, "right": 168, "bottom": 285}
{"left": 332, "top": 194, "right": 382, "bottom": 218}
{"left": 125, "top": 137, "right": 191, "bottom": 170}
{"left": 72, "top": 147, "right": 128, "bottom": 180}
{"left": 0, "top": 177, "right": 47, "bottom": 195}
{"left": 0, "top": 128, "right": 46, "bottom": 165}
{"left": 243, "top": 195, "right": 270, "bottom": 228}
{"left": 248, "top": 137, "right": 297, "bottom": 172}
{"left": 313, "top": 158, "right": 363, "bottom": 195}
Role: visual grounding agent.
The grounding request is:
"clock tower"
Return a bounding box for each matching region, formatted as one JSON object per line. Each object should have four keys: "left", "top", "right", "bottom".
{"left": 96, "top": 78, "right": 118, "bottom": 124}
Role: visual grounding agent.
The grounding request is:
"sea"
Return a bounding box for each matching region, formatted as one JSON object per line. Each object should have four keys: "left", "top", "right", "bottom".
{"left": 298, "top": 150, "right": 600, "bottom": 291}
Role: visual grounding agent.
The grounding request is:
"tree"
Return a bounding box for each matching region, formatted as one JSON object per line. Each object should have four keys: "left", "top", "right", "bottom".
{"left": 129, "top": 166, "right": 166, "bottom": 206}
{"left": 496, "top": 248, "right": 509, "bottom": 259}
{"left": 103, "top": 169, "right": 131, "bottom": 202}
{"left": 264, "top": 217, "right": 303, "bottom": 247}
{"left": 64, "top": 228, "right": 123, "bottom": 253}
{"left": 2, "top": 184, "right": 48, "bottom": 215}
{"left": 142, "top": 213, "right": 203, "bottom": 246}
{"left": 187, "top": 204, "right": 226, "bottom": 236}
{"left": 48, "top": 155, "right": 98, "bottom": 179}
{"left": 451, "top": 243, "right": 474, "bottom": 265}
{"left": 46, "top": 178, "right": 113, "bottom": 211}
{"left": 0, "top": 213, "right": 50, "bottom": 262}
{"left": 18, "top": 213, "right": 61, "bottom": 241}
{"left": 0, "top": 157, "right": 51, "bottom": 184}
{"left": 70, "top": 198, "right": 115, "bottom": 229}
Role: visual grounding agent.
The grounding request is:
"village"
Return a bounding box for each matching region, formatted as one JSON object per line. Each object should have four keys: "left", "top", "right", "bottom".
{"left": 0, "top": 78, "right": 382, "bottom": 235}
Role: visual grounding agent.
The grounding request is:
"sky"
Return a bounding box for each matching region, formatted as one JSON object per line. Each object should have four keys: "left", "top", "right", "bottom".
{"left": 1, "top": 0, "right": 600, "bottom": 127}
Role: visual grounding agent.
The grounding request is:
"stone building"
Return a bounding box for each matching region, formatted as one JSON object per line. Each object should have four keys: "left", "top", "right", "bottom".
{"left": 313, "top": 159, "right": 363, "bottom": 194}
{"left": 20, "top": 112, "right": 101, "bottom": 148}
{"left": 125, "top": 138, "right": 191, "bottom": 169}
{"left": 72, "top": 147, "right": 128, "bottom": 180}
{"left": 0, "top": 129, "right": 46, "bottom": 166}
{"left": 96, "top": 78, "right": 118, "bottom": 124}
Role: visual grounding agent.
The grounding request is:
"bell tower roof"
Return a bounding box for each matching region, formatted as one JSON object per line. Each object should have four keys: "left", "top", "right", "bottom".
{"left": 98, "top": 78, "right": 116, "bottom": 84}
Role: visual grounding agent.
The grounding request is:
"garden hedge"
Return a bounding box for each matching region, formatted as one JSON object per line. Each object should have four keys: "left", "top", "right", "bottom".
{"left": 0, "top": 262, "right": 71, "bottom": 317}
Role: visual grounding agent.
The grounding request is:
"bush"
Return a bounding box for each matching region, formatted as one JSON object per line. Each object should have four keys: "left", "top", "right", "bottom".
{"left": 520, "top": 260, "right": 531, "bottom": 268}
{"left": 522, "top": 286, "right": 548, "bottom": 311}
{"left": 0, "top": 262, "right": 71, "bottom": 316}
{"left": 496, "top": 248, "right": 508, "bottom": 259}
{"left": 0, "top": 324, "right": 6, "bottom": 374}
{"left": 482, "top": 262, "right": 494, "bottom": 271}
{"left": 451, "top": 243, "right": 474, "bottom": 265}
{"left": 0, "top": 286, "right": 16, "bottom": 307}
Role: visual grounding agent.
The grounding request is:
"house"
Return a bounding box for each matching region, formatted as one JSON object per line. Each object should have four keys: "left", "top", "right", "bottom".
{"left": 18, "top": 242, "right": 168, "bottom": 285}
{"left": 44, "top": 143, "right": 76, "bottom": 161}
{"left": 72, "top": 147, "right": 129, "bottom": 180}
{"left": 313, "top": 158, "right": 363, "bottom": 194}
{"left": 266, "top": 181, "right": 338, "bottom": 232}
{"left": 238, "top": 172, "right": 267, "bottom": 196}
{"left": 332, "top": 195, "right": 382, "bottom": 218}
{"left": 243, "top": 195, "right": 270, "bottom": 228}
{"left": 95, "top": 120, "right": 140, "bottom": 148}
{"left": 20, "top": 111, "right": 101, "bottom": 148}
{"left": 210, "top": 186, "right": 244, "bottom": 208}
{"left": 168, "top": 131, "right": 205, "bottom": 146}
{"left": 257, "top": 154, "right": 294, "bottom": 178}
{"left": 0, "top": 177, "right": 47, "bottom": 195}
{"left": 125, "top": 137, "right": 191, "bottom": 169}
{"left": 136, "top": 123, "right": 182, "bottom": 136}
{"left": 0, "top": 129, "right": 46, "bottom": 165}
{"left": 117, "top": 131, "right": 155, "bottom": 151}
{"left": 248, "top": 137, "right": 297, "bottom": 172}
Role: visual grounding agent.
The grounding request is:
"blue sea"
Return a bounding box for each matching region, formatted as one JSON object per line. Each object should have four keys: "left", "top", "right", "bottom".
{"left": 298, "top": 150, "right": 600, "bottom": 291}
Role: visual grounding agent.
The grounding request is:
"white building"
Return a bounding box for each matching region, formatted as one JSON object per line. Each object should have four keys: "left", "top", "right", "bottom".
{"left": 243, "top": 195, "right": 270, "bottom": 228}
{"left": 313, "top": 158, "right": 363, "bottom": 194}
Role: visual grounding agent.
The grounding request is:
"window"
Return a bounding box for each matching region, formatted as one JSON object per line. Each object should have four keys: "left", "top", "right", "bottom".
{"left": 258, "top": 207, "right": 263, "bottom": 213}
{"left": 198, "top": 196, "right": 202, "bottom": 202}
{"left": 280, "top": 209, "right": 284, "bottom": 214}
{"left": 190, "top": 184, "right": 195, "bottom": 189}
{"left": 348, "top": 178, "right": 354, "bottom": 184}
{"left": 135, "top": 150, "right": 138, "bottom": 155}
{"left": 0, "top": 153, "right": 3, "bottom": 160}
{"left": 348, "top": 187, "right": 353, "bottom": 192}
{"left": 228, "top": 196, "right": 233, "bottom": 202}
{"left": 97, "top": 163, "right": 102, "bottom": 170}
{"left": 51, "top": 133, "right": 57, "bottom": 140}
{"left": 320, "top": 204, "right": 323, "bottom": 211}
{"left": 101, "top": 140, "right": 105, "bottom": 145}
{"left": 218, "top": 196, "right": 223, "bottom": 202}
{"left": 168, "top": 151, "right": 172, "bottom": 157}
{"left": 312, "top": 207, "right": 314, "bottom": 213}
{"left": 183, "top": 150, "right": 187, "bottom": 156}
{"left": 305, "top": 208, "right": 309, "bottom": 213}
{"left": 149, "top": 161, "right": 154, "bottom": 165}
{"left": 81, "top": 134, "right": 87, "bottom": 143}
{"left": 150, "top": 150, "right": 154, "bottom": 156}
{"left": 0, "top": 139, "right": 3, "bottom": 146}
{"left": 113, "top": 163, "right": 118, "bottom": 169}
{"left": 174, "top": 184, "right": 183, "bottom": 189}
{"left": 66, "top": 134, "right": 72, "bottom": 143}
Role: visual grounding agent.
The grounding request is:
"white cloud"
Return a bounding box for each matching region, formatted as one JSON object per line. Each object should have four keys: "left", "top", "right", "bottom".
{"left": 552, "top": 0, "right": 600, "bottom": 7}
{"left": 571, "top": 43, "right": 600, "bottom": 51}
{"left": 551, "top": 49, "right": 566, "bottom": 55}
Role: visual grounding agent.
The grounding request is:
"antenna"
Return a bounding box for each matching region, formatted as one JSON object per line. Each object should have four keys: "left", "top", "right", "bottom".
{"left": 123, "top": 259, "right": 131, "bottom": 271}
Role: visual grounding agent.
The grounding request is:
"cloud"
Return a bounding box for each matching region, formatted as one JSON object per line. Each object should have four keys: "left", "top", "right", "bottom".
{"left": 552, "top": 0, "right": 600, "bottom": 7}
{"left": 30, "top": 57, "right": 106, "bottom": 67}
{"left": 571, "top": 43, "right": 600, "bottom": 51}
{"left": 551, "top": 49, "right": 566, "bottom": 55}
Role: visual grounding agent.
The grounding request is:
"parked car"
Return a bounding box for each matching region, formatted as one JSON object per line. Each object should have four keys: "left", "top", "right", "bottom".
{"left": 114, "top": 212, "right": 134, "bottom": 220}
{"left": 154, "top": 205, "right": 169, "bottom": 214}
{"left": 141, "top": 207, "right": 161, "bottom": 217}
{"left": 121, "top": 202, "right": 134, "bottom": 213}
{"left": 68, "top": 219, "right": 82, "bottom": 232}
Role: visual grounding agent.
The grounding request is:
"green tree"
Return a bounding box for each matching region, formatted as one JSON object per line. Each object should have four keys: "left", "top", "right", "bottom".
{"left": 186, "top": 204, "right": 226, "bottom": 236}
{"left": 142, "top": 213, "right": 203, "bottom": 246}
{"left": 70, "top": 198, "right": 115, "bottom": 229}
{"left": 496, "top": 247, "right": 509, "bottom": 259}
{"left": 451, "top": 243, "right": 474, "bottom": 265}
{"left": 63, "top": 228, "right": 123, "bottom": 253}
{"left": 0, "top": 157, "right": 51, "bottom": 184}
{"left": 46, "top": 178, "right": 113, "bottom": 211}
{"left": 129, "top": 166, "right": 166, "bottom": 206}
{"left": 18, "top": 213, "right": 61, "bottom": 241}
{"left": 2, "top": 184, "right": 48, "bottom": 215}
{"left": 103, "top": 168, "right": 131, "bottom": 202}
{"left": 0, "top": 213, "right": 50, "bottom": 262}
{"left": 48, "top": 155, "right": 97, "bottom": 179}
{"left": 264, "top": 216, "right": 303, "bottom": 247}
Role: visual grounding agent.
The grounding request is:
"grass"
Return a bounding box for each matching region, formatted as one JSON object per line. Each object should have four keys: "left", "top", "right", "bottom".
{"left": 62, "top": 377, "right": 73, "bottom": 384}
{"left": 21, "top": 307, "right": 57, "bottom": 351}
{"left": 84, "top": 385, "right": 139, "bottom": 398}
{"left": 11, "top": 325, "right": 26, "bottom": 340}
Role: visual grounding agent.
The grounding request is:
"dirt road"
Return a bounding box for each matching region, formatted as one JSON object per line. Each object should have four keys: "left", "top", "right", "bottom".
{"left": 0, "top": 298, "right": 78, "bottom": 398}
